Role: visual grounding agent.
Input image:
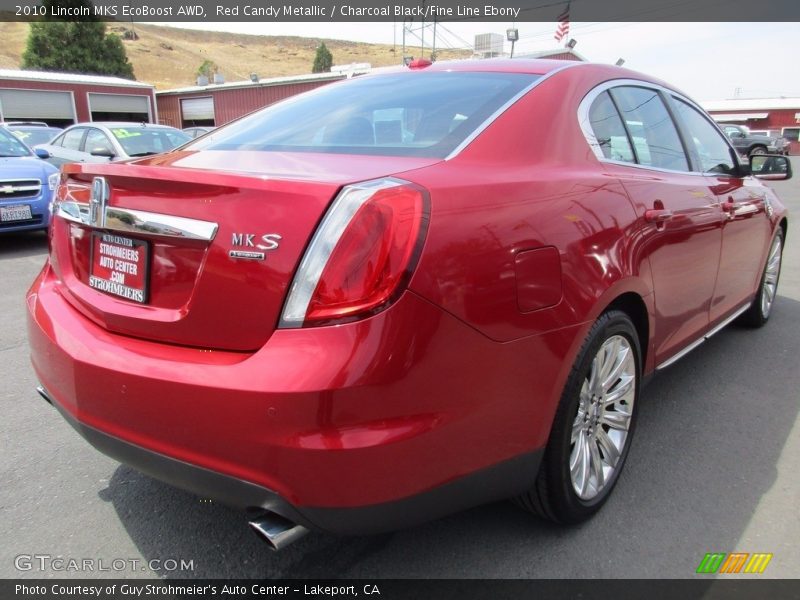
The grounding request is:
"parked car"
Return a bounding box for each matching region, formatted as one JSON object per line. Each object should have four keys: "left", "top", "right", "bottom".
{"left": 28, "top": 60, "right": 789, "bottom": 549}
{"left": 3, "top": 122, "right": 63, "bottom": 148}
{"left": 183, "top": 126, "right": 216, "bottom": 138}
{"left": 721, "top": 123, "right": 789, "bottom": 156}
{"left": 35, "top": 122, "right": 191, "bottom": 166}
{"left": 0, "top": 126, "right": 59, "bottom": 233}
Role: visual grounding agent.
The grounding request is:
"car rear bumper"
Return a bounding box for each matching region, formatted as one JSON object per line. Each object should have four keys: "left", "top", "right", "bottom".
{"left": 37, "top": 384, "right": 541, "bottom": 534}
{"left": 27, "top": 261, "right": 569, "bottom": 533}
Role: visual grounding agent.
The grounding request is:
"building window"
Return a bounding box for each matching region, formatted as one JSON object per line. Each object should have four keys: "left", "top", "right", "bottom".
{"left": 782, "top": 127, "right": 799, "bottom": 142}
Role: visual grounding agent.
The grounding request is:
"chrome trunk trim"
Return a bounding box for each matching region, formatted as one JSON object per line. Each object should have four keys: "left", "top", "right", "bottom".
{"left": 54, "top": 199, "right": 218, "bottom": 241}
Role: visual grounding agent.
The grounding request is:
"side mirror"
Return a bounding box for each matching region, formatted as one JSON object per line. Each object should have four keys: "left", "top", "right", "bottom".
{"left": 750, "top": 154, "right": 792, "bottom": 181}
{"left": 34, "top": 148, "right": 50, "bottom": 159}
{"left": 90, "top": 147, "right": 115, "bottom": 159}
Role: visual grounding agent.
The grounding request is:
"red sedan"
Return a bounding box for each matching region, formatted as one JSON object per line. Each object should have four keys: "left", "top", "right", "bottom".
{"left": 27, "top": 59, "right": 790, "bottom": 549}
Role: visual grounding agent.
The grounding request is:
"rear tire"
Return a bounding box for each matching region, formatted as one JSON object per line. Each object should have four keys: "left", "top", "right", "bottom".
{"left": 517, "top": 310, "right": 641, "bottom": 524}
{"left": 740, "top": 229, "right": 784, "bottom": 328}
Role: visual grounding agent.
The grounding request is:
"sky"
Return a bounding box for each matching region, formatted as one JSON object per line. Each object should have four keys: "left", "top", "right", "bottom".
{"left": 157, "top": 21, "right": 800, "bottom": 102}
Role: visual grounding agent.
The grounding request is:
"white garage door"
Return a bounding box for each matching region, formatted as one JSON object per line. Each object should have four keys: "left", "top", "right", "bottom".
{"left": 0, "top": 89, "right": 74, "bottom": 120}
{"left": 88, "top": 93, "right": 150, "bottom": 118}
{"left": 181, "top": 97, "right": 215, "bottom": 122}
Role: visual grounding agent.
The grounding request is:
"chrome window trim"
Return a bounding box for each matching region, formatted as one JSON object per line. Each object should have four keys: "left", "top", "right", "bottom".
{"left": 445, "top": 62, "right": 585, "bottom": 161}
{"left": 577, "top": 78, "right": 742, "bottom": 178}
{"left": 54, "top": 199, "right": 218, "bottom": 241}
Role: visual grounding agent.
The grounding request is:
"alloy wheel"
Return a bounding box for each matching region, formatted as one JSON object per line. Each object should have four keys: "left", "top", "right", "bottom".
{"left": 570, "top": 335, "right": 636, "bottom": 501}
{"left": 761, "top": 234, "right": 782, "bottom": 319}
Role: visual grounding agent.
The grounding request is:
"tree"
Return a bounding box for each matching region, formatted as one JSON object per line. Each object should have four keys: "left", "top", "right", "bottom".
{"left": 196, "top": 59, "right": 218, "bottom": 78}
{"left": 21, "top": 0, "right": 135, "bottom": 80}
{"left": 312, "top": 42, "right": 333, "bottom": 73}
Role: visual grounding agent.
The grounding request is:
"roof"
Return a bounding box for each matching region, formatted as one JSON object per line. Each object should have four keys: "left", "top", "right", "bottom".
{"left": 157, "top": 59, "right": 590, "bottom": 96}
{"left": 702, "top": 97, "right": 800, "bottom": 111}
{"left": 514, "top": 49, "right": 588, "bottom": 62}
{"left": 156, "top": 70, "right": 366, "bottom": 96}
{"left": 711, "top": 113, "right": 769, "bottom": 122}
{"left": 423, "top": 58, "right": 587, "bottom": 75}
{"left": 63, "top": 121, "right": 178, "bottom": 130}
{"left": 0, "top": 68, "right": 152, "bottom": 89}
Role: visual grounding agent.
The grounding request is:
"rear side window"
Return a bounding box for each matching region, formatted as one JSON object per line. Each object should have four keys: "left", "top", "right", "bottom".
{"left": 61, "top": 128, "right": 85, "bottom": 151}
{"left": 588, "top": 91, "right": 635, "bottom": 163}
{"left": 671, "top": 98, "right": 736, "bottom": 175}
{"left": 188, "top": 72, "right": 539, "bottom": 158}
{"left": 609, "top": 86, "right": 689, "bottom": 171}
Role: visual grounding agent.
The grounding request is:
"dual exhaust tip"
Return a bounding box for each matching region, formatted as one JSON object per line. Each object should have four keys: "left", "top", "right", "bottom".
{"left": 37, "top": 385, "right": 308, "bottom": 551}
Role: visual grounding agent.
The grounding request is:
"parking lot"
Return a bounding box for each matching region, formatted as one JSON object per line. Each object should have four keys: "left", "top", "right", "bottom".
{"left": 1, "top": 164, "right": 799, "bottom": 579}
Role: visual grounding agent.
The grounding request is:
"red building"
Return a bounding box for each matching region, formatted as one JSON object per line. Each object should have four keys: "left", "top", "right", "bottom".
{"left": 0, "top": 69, "right": 157, "bottom": 127}
{"left": 703, "top": 98, "right": 800, "bottom": 155}
{"left": 156, "top": 70, "right": 370, "bottom": 129}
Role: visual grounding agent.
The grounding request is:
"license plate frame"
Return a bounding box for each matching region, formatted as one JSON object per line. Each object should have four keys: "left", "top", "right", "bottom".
{"left": 88, "top": 232, "right": 150, "bottom": 304}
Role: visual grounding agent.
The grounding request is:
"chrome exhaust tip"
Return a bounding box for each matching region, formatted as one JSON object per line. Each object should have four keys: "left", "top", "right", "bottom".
{"left": 36, "top": 386, "right": 52, "bottom": 405}
{"left": 248, "top": 512, "right": 309, "bottom": 551}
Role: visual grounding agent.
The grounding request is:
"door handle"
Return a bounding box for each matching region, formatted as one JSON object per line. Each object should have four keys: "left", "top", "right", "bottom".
{"left": 722, "top": 200, "right": 743, "bottom": 212}
{"left": 645, "top": 208, "right": 673, "bottom": 223}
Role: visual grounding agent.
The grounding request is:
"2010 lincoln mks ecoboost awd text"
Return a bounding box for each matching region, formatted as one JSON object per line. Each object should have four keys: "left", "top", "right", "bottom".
{"left": 27, "top": 60, "right": 790, "bottom": 550}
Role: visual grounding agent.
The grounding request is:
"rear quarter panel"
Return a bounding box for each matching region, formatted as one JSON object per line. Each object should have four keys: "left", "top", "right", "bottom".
{"left": 408, "top": 65, "right": 655, "bottom": 344}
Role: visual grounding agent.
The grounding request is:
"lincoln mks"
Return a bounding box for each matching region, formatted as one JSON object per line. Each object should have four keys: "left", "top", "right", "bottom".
{"left": 27, "top": 60, "right": 789, "bottom": 549}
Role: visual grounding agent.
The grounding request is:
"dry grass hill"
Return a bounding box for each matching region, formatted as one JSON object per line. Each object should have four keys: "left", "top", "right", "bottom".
{"left": 0, "top": 21, "right": 469, "bottom": 90}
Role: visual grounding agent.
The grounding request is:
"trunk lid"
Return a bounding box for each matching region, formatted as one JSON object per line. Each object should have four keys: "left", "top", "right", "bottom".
{"left": 49, "top": 151, "right": 440, "bottom": 351}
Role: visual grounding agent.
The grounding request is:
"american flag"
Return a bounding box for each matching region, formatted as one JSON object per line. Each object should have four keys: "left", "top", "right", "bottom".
{"left": 554, "top": 4, "right": 570, "bottom": 43}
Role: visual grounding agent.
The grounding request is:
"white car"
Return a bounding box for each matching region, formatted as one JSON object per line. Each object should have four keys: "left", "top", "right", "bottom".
{"left": 36, "top": 122, "right": 191, "bottom": 166}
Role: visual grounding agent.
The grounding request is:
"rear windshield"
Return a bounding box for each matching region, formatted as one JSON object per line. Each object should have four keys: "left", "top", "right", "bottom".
{"left": 187, "top": 72, "right": 539, "bottom": 158}
{"left": 10, "top": 127, "right": 60, "bottom": 147}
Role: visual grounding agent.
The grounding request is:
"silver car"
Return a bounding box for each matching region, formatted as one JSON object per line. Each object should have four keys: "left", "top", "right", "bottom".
{"left": 35, "top": 122, "right": 191, "bottom": 166}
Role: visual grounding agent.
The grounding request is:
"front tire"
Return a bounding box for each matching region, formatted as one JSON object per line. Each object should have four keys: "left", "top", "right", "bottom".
{"left": 749, "top": 146, "right": 767, "bottom": 157}
{"left": 517, "top": 310, "right": 641, "bottom": 524}
{"left": 740, "top": 229, "right": 784, "bottom": 327}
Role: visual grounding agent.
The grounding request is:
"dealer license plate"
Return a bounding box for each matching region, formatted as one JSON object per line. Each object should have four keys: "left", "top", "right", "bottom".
{"left": 89, "top": 232, "right": 150, "bottom": 304}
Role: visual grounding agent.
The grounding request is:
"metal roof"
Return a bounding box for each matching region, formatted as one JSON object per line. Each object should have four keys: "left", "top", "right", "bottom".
{"left": 156, "top": 70, "right": 367, "bottom": 96}
{"left": 0, "top": 68, "right": 153, "bottom": 89}
{"left": 702, "top": 97, "right": 800, "bottom": 111}
{"left": 514, "top": 48, "right": 588, "bottom": 62}
{"left": 711, "top": 113, "right": 769, "bottom": 122}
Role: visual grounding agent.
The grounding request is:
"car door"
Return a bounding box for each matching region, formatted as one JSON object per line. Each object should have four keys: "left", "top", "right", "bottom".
{"left": 83, "top": 128, "right": 116, "bottom": 163}
{"left": 48, "top": 127, "right": 88, "bottom": 165}
{"left": 669, "top": 96, "right": 773, "bottom": 323}
{"left": 583, "top": 84, "right": 724, "bottom": 364}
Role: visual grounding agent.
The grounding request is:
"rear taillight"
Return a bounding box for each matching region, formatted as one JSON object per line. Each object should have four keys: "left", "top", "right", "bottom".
{"left": 280, "top": 178, "right": 428, "bottom": 327}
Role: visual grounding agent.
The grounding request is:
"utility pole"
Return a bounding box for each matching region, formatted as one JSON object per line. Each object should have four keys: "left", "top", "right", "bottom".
{"left": 432, "top": 18, "right": 437, "bottom": 60}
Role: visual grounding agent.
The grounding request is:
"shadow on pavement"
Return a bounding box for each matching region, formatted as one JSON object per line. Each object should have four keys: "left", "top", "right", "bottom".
{"left": 0, "top": 230, "right": 48, "bottom": 259}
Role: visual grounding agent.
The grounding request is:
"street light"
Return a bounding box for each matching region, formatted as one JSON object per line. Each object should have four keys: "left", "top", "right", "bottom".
{"left": 507, "top": 28, "right": 519, "bottom": 58}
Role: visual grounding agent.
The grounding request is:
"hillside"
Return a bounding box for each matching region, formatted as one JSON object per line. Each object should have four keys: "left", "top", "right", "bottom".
{"left": 0, "top": 22, "right": 469, "bottom": 90}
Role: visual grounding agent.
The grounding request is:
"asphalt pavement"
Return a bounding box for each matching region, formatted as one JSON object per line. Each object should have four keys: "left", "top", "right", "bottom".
{"left": 1, "top": 164, "right": 799, "bottom": 579}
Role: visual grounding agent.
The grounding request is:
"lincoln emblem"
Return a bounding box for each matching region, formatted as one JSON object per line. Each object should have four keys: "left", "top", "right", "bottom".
{"left": 90, "top": 177, "right": 109, "bottom": 227}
